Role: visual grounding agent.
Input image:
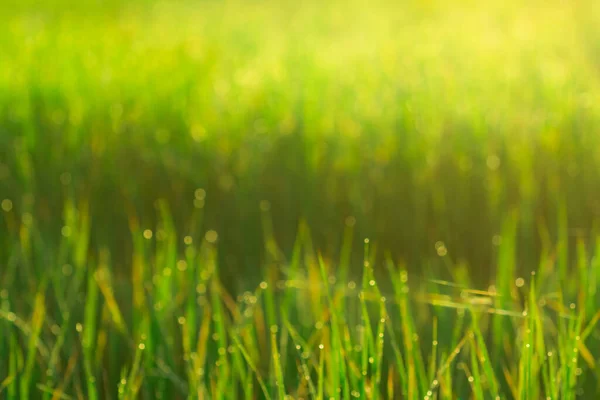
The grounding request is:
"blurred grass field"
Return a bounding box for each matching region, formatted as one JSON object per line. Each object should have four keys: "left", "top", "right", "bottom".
{"left": 2, "top": 0, "right": 600, "bottom": 398}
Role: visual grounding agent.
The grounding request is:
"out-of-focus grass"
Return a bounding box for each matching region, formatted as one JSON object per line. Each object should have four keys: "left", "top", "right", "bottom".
{"left": 2, "top": 0, "right": 600, "bottom": 397}
{"left": 2, "top": 0, "right": 600, "bottom": 280}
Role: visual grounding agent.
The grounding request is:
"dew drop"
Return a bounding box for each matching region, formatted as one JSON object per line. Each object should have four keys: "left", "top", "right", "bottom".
{"left": 515, "top": 278, "right": 525, "bottom": 288}
{"left": 1, "top": 199, "right": 13, "bottom": 212}
{"left": 205, "top": 230, "right": 218, "bottom": 243}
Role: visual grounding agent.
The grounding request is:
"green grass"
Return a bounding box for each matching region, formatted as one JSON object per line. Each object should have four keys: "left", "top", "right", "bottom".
{"left": 2, "top": 0, "right": 600, "bottom": 398}
{"left": 2, "top": 0, "right": 600, "bottom": 276}
{"left": 2, "top": 203, "right": 600, "bottom": 399}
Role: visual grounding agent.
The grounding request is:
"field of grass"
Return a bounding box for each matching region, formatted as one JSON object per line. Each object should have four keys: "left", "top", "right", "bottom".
{"left": 2, "top": 0, "right": 600, "bottom": 398}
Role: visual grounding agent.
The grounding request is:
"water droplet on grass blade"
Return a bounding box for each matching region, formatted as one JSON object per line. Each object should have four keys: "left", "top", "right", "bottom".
{"left": 1, "top": 199, "right": 13, "bottom": 212}
{"left": 515, "top": 277, "right": 525, "bottom": 287}
{"left": 194, "top": 188, "right": 206, "bottom": 200}
{"left": 61, "top": 226, "right": 72, "bottom": 237}
{"left": 205, "top": 230, "right": 218, "bottom": 243}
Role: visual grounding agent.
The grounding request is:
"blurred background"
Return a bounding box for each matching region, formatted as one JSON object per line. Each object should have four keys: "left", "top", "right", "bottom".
{"left": 2, "top": 0, "right": 600, "bottom": 290}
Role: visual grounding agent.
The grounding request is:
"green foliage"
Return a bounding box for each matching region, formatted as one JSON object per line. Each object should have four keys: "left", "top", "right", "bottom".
{"left": 0, "top": 201, "right": 600, "bottom": 398}
{"left": 2, "top": 0, "right": 600, "bottom": 398}
{"left": 2, "top": 0, "right": 600, "bottom": 277}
